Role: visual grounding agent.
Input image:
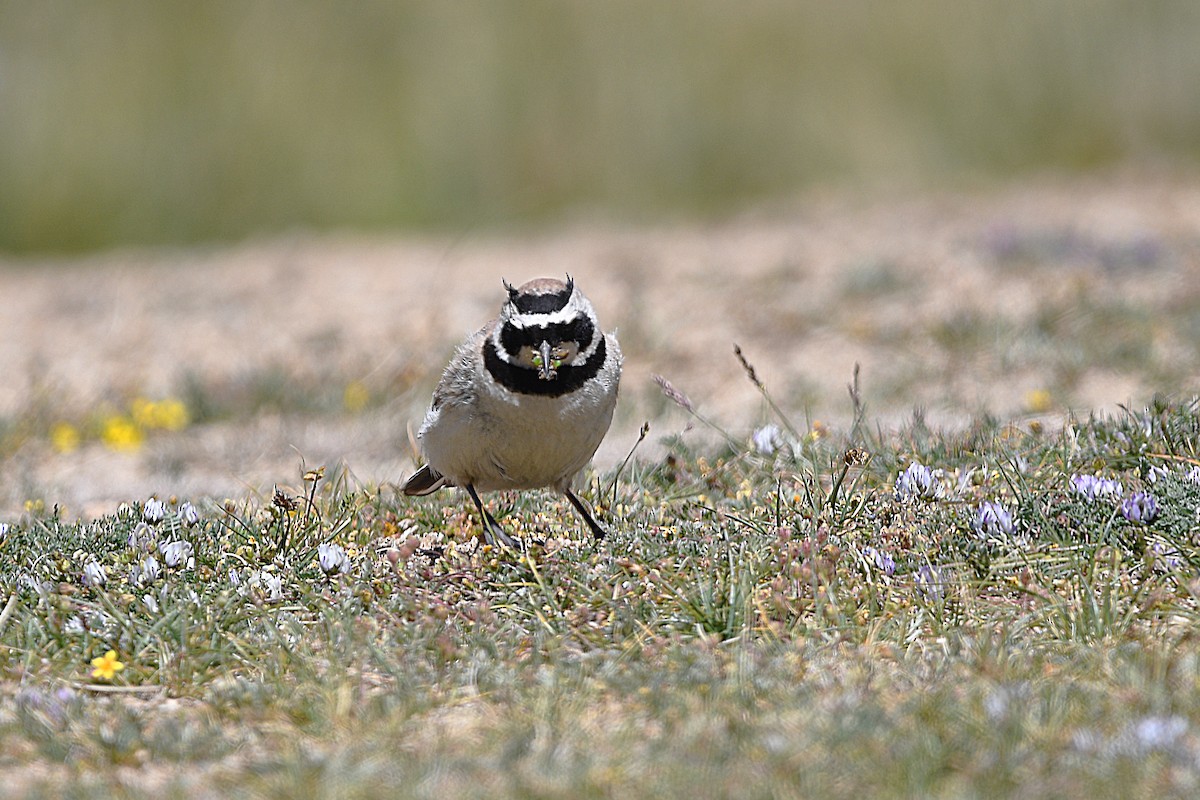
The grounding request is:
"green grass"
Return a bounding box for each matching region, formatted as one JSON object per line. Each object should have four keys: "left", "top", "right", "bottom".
{"left": 3, "top": 1, "right": 1200, "bottom": 252}
{"left": 3, "top": 392, "right": 1200, "bottom": 797}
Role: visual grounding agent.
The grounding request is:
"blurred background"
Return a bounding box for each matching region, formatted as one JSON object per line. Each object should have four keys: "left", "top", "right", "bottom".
{"left": 3, "top": 0, "right": 1199, "bottom": 253}
{"left": 3, "top": 1, "right": 1200, "bottom": 515}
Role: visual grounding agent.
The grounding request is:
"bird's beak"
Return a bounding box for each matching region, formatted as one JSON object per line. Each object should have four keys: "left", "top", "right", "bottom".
{"left": 538, "top": 340, "right": 557, "bottom": 380}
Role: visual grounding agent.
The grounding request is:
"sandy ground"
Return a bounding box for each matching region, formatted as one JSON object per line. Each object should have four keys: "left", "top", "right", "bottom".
{"left": 2, "top": 172, "right": 1199, "bottom": 517}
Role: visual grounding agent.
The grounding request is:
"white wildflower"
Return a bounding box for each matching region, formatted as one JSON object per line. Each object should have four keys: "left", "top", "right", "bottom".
{"left": 317, "top": 543, "right": 351, "bottom": 576}
{"left": 178, "top": 502, "right": 200, "bottom": 527}
{"left": 243, "top": 570, "right": 284, "bottom": 603}
{"left": 1070, "top": 474, "right": 1122, "bottom": 502}
{"left": 82, "top": 561, "right": 107, "bottom": 587}
{"left": 132, "top": 555, "right": 161, "bottom": 586}
{"left": 159, "top": 540, "right": 194, "bottom": 569}
{"left": 19, "top": 574, "right": 52, "bottom": 598}
{"left": 128, "top": 522, "right": 156, "bottom": 551}
{"left": 143, "top": 497, "right": 168, "bottom": 523}
{"left": 1129, "top": 715, "right": 1188, "bottom": 753}
{"left": 1077, "top": 715, "right": 1191, "bottom": 759}
{"left": 751, "top": 424, "right": 784, "bottom": 456}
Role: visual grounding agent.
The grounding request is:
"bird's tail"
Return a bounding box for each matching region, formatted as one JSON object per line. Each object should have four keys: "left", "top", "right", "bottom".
{"left": 402, "top": 464, "right": 450, "bottom": 496}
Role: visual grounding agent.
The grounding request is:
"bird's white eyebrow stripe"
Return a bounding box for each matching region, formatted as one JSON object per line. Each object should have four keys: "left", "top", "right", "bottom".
{"left": 510, "top": 307, "right": 581, "bottom": 327}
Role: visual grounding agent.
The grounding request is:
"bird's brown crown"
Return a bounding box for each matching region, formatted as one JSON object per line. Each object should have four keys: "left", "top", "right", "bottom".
{"left": 504, "top": 276, "right": 575, "bottom": 315}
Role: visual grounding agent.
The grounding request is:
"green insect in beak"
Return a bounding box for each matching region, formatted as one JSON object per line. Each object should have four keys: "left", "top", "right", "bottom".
{"left": 535, "top": 340, "right": 563, "bottom": 381}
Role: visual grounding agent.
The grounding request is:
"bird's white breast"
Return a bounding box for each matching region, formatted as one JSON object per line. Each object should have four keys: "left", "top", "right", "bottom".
{"left": 419, "top": 332, "right": 621, "bottom": 493}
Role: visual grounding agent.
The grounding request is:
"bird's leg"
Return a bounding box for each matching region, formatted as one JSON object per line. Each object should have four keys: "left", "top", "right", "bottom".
{"left": 465, "top": 484, "right": 521, "bottom": 549}
{"left": 565, "top": 489, "right": 608, "bottom": 541}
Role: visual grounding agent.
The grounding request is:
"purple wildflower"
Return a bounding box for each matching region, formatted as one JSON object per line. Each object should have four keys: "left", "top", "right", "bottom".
{"left": 16, "top": 686, "right": 78, "bottom": 728}
{"left": 895, "top": 462, "right": 941, "bottom": 501}
{"left": 973, "top": 501, "right": 1015, "bottom": 538}
{"left": 862, "top": 546, "right": 896, "bottom": 577}
{"left": 1120, "top": 492, "right": 1159, "bottom": 524}
{"left": 916, "top": 563, "right": 945, "bottom": 601}
{"left": 1070, "top": 474, "right": 1123, "bottom": 502}
{"left": 1150, "top": 541, "right": 1184, "bottom": 573}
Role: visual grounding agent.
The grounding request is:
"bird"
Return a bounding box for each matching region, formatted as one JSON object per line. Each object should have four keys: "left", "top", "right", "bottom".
{"left": 402, "top": 275, "right": 622, "bottom": 547}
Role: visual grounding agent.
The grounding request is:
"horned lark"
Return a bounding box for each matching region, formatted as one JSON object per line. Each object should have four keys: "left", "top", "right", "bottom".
{"left": 403, "top": 276, "right": 622, "bottom": 547}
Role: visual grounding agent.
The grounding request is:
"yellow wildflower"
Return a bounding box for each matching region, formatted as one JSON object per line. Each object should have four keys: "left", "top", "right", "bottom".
{"left": 1025, "top": 389, "right": 1053, "bottom": 414}
{"left": 101, "top": 416, "right": 144, "bottom": 451}
{"left": 153, "top": 398, "right": 189, "bottom": 430}
{"left": 50, "top": 422, "right": 81, "bottom": 453}
{"left": 90, "top": 650, "right": 124, "bottom": 680}
{"left": 343, "top": 381, "right": 370, "bottom": 413}
{"left": 132, "top": 398, "right": 189, "bottom": 431}
{"left": 131, "top": 398, "right": 156, "bottom": 428}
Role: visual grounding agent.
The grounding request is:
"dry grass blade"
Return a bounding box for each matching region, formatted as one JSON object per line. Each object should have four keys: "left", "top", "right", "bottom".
{"left": 652, "top": 374, "right": 694, "bottom": 413}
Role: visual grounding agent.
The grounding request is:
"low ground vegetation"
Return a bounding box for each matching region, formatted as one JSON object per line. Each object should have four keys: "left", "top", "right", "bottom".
{"left": 3, "top": 383, "right": 1200, "bottom": 798}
